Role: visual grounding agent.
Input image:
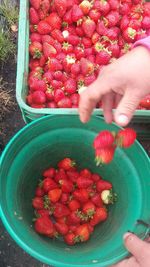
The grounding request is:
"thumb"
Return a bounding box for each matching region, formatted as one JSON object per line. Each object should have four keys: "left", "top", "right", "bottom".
{"left": 124, "top": 232, "right": 150, "bottom": 263}
{"left": 114, "top": 91, "right": 140, "bottom": 126}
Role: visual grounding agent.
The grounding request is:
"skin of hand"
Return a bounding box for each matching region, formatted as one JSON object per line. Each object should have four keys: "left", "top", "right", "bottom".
{"left": 79, "top": 46, "right": 150, "bottom": 127}
{"left": 110, "top": 232, "right": 150, "bottom": 267}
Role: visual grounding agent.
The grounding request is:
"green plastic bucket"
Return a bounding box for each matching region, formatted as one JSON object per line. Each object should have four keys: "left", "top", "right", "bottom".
{"left": 0, "top": 115, "right": 150, "bottom": 267}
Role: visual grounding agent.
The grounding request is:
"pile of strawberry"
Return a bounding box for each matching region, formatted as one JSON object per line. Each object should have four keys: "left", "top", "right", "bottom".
{"left": 28, "top": 0, "right": 150, "bottom": 109}
{"left": 93, "top": 128, "right": 137, "bottom": 165}
{"left": 32, "top": 158, "right": 116, "bottom": 245}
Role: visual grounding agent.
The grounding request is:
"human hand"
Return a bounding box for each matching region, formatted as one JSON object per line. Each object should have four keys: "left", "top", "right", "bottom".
{"left": 110, "top": 232, "right": 150, "bottom": 267}
{"left": 79, "top": 46, "right": 150, "bottom": 126}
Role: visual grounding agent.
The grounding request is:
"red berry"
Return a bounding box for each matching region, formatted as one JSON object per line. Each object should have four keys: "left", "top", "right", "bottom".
{"left": 116, "top": 128, "right": 137, "bottom": 148}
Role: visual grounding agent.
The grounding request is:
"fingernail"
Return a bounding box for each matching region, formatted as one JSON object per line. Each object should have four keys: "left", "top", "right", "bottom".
{"left": 123, "top": 231, "right": 134, "bottom": 240}
{"left": 78, "top": 86, "right": 88, "bottom": 95}
{"left": 117, "top": 114, "right": 129, "bottom": 125}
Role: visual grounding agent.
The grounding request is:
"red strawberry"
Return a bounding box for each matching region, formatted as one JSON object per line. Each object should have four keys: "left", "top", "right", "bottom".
{"left": 55, "top": 222, "right": 69, "bottom": 235}
{"left": 59, "top": 178, "right": 74, "bottom": 193}
{"left": 74, "top": 46, "right": 85, "bottom": 60}
{"left": 51, "top": 80, "right": 63, "bottom": 89}
{"left": 34, "top": 217, "right": 54, "bottom": 236}
{"left": 82, "top": 37, "right": 92, "bottom": 48}
{"left": 46, "top": 12, "right": 62, "bottom": 30}
{"left": 53, "top": 71, "right": 63, "bottom": 81}
{"left": 29, "top": 78, "right": 47, "bottom": 91}
{"left": 63, "top": 9, "right": 72, "bottom": 24}
{"left": 73, "top": 189, "right": 89, "bottom": 203}
{"left": 96, "top": 180, "right": 112, "bottom": 192}
{"left": 80, "top": 169, "right": 92, "bottom": 179}
{"left": 45, "top": 87, "right": 54, "bottom": 101}
{"left": 108, "top": 0, "right": 119, "bottom": 10}
{"left": 30, "top": 7, "right": 40, "bottom": 25}
{"left": 122, "top": 27, "right": 137, "bottom": 42}
{"left": 54, "top": 0, "right": 67, "bottom": 17}
{"left": 29, "top": 41, "right": 42, "bottom": 58}
{"left": 58, "top": 158, "right": 76, "bottom": 170}
{"left": 67, "top": 35, "right": 80, "bottom": 46}
{"left": 36, "top": 209, "right": 50, "bottom": 217}
{"left": 108, "top": 42, "right": 120, "bottom": 58}
{"left": 91, "top": 173, "right": 101, "bottom": 181}
{"left": 48, "top": 58, "right": 63, "bottom": 71}
{"left": 51, "top": 29, "right": 64, "bottom": 43}
{"left": 41, "top": 35, "right": 55, "bottom": 45}
{"left": 105, "top": 27, "right": 119, "bottom": 40}
{"left": 32, "top": 197, "right": 44, "bottom": 209}
{"left": 60, "top": 192, "right": 69, "bottom": 204}
{"left": 142, "top": 16, "right": 150, "bottom": 29}
{"left": 80, "top": 0, "right": 92, "bottom": 15}
{"left": 76, "top": 176, "right": 93, "bottom": 189}
{"left": 96, "top": 20, "right": 107, "bottom": 35}
{"left": 94, "top": 0, "right": 110, "bottom": 15}
{"left": 66, "top": 170, "right": 79, "bottom": 182}
{"left": 95, "top": 147, "right": 115, "bottom": 165}
{"left": 64, "top": 78, "right": 77, "bottom": 94}
{"left": 105, "top": 11, "right": 120, "bottom": 27}
{"left": 55, "top": 168, "right": 67, "bottom": 182}
{"left": 47, "top": 102, "right": 57, "bottom": 108}
{"left": 40, "top": 0, "right": 50, "bottom": 13}
{"left": 119, "top": 3, "right": 130, "bottom": 15}
{"left": 70, "top": 93, "right": 79, "bottom": 106}
{"left": 35, "top": 187, "right": 45, "bottom": 197}
{"left": 43, "top": 43, "right": 57, "bottom": 58}
{"left": 31, "top": 103, "right": 46, "bottom": 108}
{"left": 90, "top": 207, "right": 108, "bottom": 226}
{"left": 95, "top": 50, "right": 111, "bottom": 65}
{"left": 71, "top": 62, "right": 80, "bottom": 75}
{"left": 62, "top": 42, "right": 73, "bottom": 54}
{"left": 29, "top": 59, "right": 40, "bottom": 70}
{"left": 48, "top": 188, "right": 62, "bottom": 203}
{"left": 43, "top": 72, "right": 53, "bottom": 84}
{"left": 53, "top": 203, "right": 70, "bottom": 218}
{"left": 82, "top": 201, "right": 96, "bottom": 217}
{"left": 80, "top": 58, "right": 94, "bottom": 75}
{"left": 140, "top": 95, "right": 150, "bottom": 109}
{"left": 64, "top": 232, "right": 75, "bottom": 245}
{"left": 93, "top": 130, "right": 115, "bottom": 149}
{"left": 32, "top": 91, "right": 46, "bottom": 104}
{"left": 116, "top": 128, "right": 137, "bottom": 148}
{"left": 75, "top": 223, "right": 90, "bottom": 242}
{"left": 68, "top": 199, "right": 81, "bottom": 211}
{"left": 85, "top": 74, "right": 96, "bottom": 86}
{"left": 76, "top": 26, "right": 84, "bottom": 37}
{"left": 71, "top": 4, "right": 84, "bottom": 22}
{"left": 89, "top": 9, "right": 101, "bottom": 22}
{"left": 43, "top": 167, "right": 56, "bottom": 178}
{"left": 30, "top": 33, "right": 42, "bottom": 42}
{"left": 82, "top": 18, "right": 96, "bottom": 38}
{"left": 91, "top": 32, "right": 100, "bottom": 44}
{"left": 43, "top": 178, "right": 58, "bottom": 192}
{"left": 91, "top": 193, "right": 103, "bottom": 207}
{"left": 30, "top": 0, "right": 41, "bottom": 10}
{"left": 37, "top": 21, "right": 52, "bottom": 34}
{"left": 54, "top": 89, "right": 65, "bottom": 103}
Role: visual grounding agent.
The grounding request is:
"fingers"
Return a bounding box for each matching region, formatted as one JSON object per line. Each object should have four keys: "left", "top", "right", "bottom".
{"left": 79, "top": 76, "right": 110, "bottom": 123}
{"left": 124, "top": 232, "right": 150, "bottom": 264}
{"left": 114, "top": 91, "right": 140, "bottom": 126}
{"left": 102, "top": 92, "right": 114, "bottom": 124}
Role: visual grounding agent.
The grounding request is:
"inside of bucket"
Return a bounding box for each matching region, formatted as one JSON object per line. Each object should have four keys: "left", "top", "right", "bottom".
{"left": 1, "top": 126, "right": 143, "bottom": 265}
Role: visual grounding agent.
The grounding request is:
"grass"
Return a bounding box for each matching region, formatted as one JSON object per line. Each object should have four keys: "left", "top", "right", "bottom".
{"left": 0, "top": 29, "right": 16, "bottom": 63}
{"left": 0, "top": 0, "right": 19, "bottom": 28}
{"left": 0, "top": 0, "right": 19, "bottom": 63}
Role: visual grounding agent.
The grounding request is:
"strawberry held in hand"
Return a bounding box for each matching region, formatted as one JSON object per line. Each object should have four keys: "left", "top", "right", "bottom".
{"left": 116, "top": 128, "right": 137, "bottom": 148}
{"left": 93, "top": 128, "right": 137, "bottom": 165}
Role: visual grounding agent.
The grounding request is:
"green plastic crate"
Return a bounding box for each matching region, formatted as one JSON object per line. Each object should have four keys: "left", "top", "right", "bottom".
{"left": 16, "top": 0, "right": 150, "bottom": 129}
